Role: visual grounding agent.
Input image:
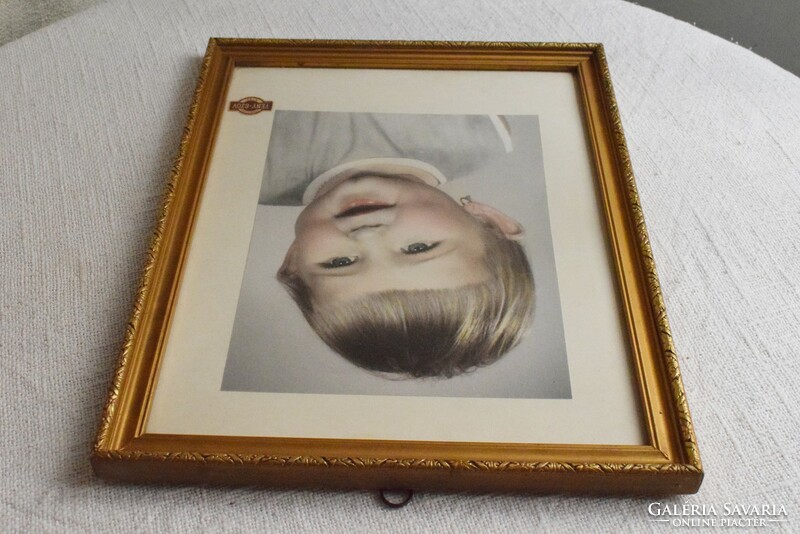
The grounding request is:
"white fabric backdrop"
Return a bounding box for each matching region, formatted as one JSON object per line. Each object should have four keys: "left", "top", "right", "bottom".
{"left": 1, "top": 0, "right": 798, "bottom": 531}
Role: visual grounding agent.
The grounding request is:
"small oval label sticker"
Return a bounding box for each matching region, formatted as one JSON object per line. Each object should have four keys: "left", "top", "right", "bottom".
{"left": 229, "top": 97, "right": 273, "bottom": 115}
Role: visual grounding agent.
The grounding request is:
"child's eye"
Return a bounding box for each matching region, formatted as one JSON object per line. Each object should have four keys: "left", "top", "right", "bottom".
{"left": 402, "top": 242, "right": 440, "bottom": 255}
{"left": 320, "top": 256, "right": 358, "bottom": 269}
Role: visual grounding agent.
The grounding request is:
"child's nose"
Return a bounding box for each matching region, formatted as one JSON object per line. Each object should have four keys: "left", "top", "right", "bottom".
{"left": 348, "top": 225, "right": 386, "bottom": 240}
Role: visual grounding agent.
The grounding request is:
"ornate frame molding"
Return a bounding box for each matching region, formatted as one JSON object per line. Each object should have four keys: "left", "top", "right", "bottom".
{"left": 92, "top": 39, "right": 701, "bottom": 494}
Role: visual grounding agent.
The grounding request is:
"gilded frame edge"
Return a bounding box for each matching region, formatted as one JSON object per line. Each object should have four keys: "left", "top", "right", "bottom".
{"left": 590, "top": 44, "right": 701, "bottom": 470}
{"left": 91, "top": 38, "right": 702, "bottom": 494}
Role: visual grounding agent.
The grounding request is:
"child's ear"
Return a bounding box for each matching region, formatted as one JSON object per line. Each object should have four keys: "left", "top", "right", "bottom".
{"left": 277, "top": 242, "right": 299, "bottom": 282}
{"left": 463, "top": 200, "right": 525, "bottom": 240}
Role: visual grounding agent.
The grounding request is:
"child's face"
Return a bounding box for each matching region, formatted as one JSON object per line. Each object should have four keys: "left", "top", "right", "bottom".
{"left": 284, "top": 175, "right": 491, "bottom": 305}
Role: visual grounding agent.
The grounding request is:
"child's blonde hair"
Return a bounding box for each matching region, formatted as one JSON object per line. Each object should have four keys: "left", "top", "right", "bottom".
{"left": 278, "top": 222, "right": 534, "bottom": 378}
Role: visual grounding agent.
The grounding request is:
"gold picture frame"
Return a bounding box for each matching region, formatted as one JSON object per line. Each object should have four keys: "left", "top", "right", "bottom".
{"left": 91, "top": 39, "right": 702, "bottom": 494}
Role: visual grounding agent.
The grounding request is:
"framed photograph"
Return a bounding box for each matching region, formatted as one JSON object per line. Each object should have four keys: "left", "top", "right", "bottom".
{"left": 91, "top": 39, "right": 702, "bottom": 494}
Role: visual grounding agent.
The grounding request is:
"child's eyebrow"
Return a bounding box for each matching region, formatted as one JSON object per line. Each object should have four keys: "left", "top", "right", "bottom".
{"left": 403, "top": 247, "right": 453, "bottom": 264}
{"left": 310, "top": 267, "right": 361, "bottom": 277}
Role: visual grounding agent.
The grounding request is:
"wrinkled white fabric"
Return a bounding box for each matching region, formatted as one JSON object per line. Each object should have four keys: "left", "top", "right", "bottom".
{"left": 1, "top": 0, "right": 799, "bottom": 532}
{"left": 0, "top": 0, "right": 102, "bottom": 46}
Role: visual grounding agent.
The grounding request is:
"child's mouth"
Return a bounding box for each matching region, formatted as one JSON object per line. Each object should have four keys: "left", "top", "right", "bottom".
{"left": 335, "top": 200, "right": 395, "bottom": 218}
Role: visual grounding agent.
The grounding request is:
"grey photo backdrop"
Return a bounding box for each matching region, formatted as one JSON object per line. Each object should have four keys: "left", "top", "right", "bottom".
{"left": 221, "top": 112, "right": 571, "bottom": 398}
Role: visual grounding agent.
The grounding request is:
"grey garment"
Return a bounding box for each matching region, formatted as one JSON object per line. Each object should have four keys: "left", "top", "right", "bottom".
{"left": 260, "top": 111, "right": 508, "bottom": 205}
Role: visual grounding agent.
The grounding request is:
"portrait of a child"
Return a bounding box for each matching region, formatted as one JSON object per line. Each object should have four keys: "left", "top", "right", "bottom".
{"left": 222, "top": 110, "right": 571, "bottom": 398}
